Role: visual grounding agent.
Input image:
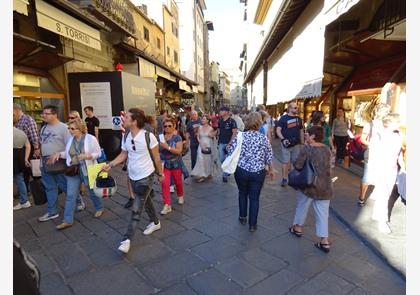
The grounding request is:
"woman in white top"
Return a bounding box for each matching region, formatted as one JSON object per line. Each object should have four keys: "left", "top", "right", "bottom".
{"left": 331, "top": 108, "right": 351, "bottom": 164}
{"left": 191, "top": 114, "right": 216, "bottom": 182}
{"left": 56, "top": 119, "right": 104, "bottom": 230}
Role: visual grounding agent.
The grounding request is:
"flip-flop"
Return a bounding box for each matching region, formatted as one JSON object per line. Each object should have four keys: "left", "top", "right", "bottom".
{"left": 289, "top": 226, "right": 303, "bottom": 237}
{"left": 315, "top": 242, "right": 331, "bottom": 253}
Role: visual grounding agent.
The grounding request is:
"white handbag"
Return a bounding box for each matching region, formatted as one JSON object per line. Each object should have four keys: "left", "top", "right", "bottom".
{"left": 221, "top": 131, "right": 243, "bottom": 174}
{"left": 30, "top": 159, "right": 42, "bottom": 177}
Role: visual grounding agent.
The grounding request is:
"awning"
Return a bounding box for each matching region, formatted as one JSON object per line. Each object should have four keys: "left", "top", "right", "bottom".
{"left": 13, "top": 0, "right": 29, "bottom": 16}
{"left": 156, "top": 66, "right": 176, "bottom": 82}
{"left": 249, "top": 0, "right": 361, "bottom": 104}
{"left": 179, "top": 80, "right": 192, "bottom": 92}
{"left": 35, "top": 0, "right": 101, "bottom": 51}
{"left": 340, "top": 57, "right": 405, "bottom": 96}
{"left": 13, "top": 33, "right": 73, "bottom": 70}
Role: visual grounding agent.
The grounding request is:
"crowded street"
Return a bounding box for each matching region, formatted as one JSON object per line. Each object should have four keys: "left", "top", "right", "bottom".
{"left": 13, "top": 147, "right": 405, "bottom": 294}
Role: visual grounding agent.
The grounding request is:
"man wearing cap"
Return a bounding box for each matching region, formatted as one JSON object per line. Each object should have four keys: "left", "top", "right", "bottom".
{"left": 217, "top": 106, "right": 237, "bottom": 182}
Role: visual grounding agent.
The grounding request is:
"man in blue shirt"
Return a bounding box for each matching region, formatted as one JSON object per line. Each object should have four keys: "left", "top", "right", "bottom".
{"left": 275, "top": 102, "right": 304, "bottom": 187}
{"left": 217, "top": 106, "right": 237, "bottom": 182}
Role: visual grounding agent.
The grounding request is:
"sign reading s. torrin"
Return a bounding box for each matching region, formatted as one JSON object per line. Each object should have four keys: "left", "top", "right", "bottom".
{"left": 93, "top": 0, "right": 135, "bottom": 34}
{"left": 35, "top": 0, "right": 101, "bottom": 51}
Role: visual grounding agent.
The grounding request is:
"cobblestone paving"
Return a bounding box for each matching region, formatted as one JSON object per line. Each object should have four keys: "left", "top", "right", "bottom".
{"left": 13, "top": 154, "right": 405, "bottom": 295}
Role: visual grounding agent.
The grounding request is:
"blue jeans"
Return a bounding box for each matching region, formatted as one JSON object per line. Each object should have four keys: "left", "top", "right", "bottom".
{"left": 14, "top": 172, "right": 28, "bottom": 204}
{"left": 41, "top": 166, "right": 67, "bottom": 216}
{"left": 63, "top": 171, "right": 103, "bottom": 224}
{"left": 218, "top": 143, "right": 230, "bottom": 177}
{"left": 234, "top": 166, "right": 266, "bottom": 227}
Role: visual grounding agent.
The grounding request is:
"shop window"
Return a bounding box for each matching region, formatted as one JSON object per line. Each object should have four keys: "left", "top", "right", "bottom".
{"left": 157, "top": 37, "right": 161, "bottom": 49}
{"left": 143, "top": 27, "right": 149, "bottom": 42}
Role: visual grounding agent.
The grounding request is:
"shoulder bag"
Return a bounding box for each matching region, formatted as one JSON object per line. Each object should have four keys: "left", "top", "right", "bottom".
{"left": 288, "top": 145, "right": 317, "bottom": 190}
{"left": 221, "top": 131, "right": 243, "bottom": 174}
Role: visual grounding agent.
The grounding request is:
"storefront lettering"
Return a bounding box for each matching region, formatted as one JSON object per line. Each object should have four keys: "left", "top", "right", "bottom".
{"left": 93, "top": 0, "right": 135, "bottom": 34}
{"left": 131, "top": 86, "right": 151, "bottom": 97}
{"left": 56, "top": 23, "right": 91, "bottom": 45}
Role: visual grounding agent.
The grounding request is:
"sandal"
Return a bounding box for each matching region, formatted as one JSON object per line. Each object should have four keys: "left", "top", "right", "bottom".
{"left": 289, "top": 226, "right": 303, "bottom": 237}
{"left": 196, "top": 177, "right": 206, "bottom": 183}
{"left": 315, "top": 242, "right": 331, "bottom": 253}
{"left": 357, "top": 198, "right": 366, "bottom": 207}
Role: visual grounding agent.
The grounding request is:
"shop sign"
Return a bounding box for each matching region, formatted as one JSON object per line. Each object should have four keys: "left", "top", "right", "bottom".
{"left": 13, "top": 0, "right": 29, "bottom": 16}
{"left": 112, "top": 116, "right": 122, "bottom": 130}
{"left": 93, "top": 0, "right": 135, "bottom": 34}
{"left": 35, "top": 0, "right": 101, "bottom": 51}
{"left": 80, "top": 82, "right": 113, "bottom": 129}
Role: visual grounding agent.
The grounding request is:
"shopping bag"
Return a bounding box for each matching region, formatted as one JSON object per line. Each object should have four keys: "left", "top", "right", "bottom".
{"left": 221, "top": 132, "right": 243, "bottom": 174}
{"left": 30, "top": 159, "right": 42, "bottom": 177}
{"left": 29, "top": 178, "right": 47, "bottom": 205}
{"left": 87, "top": 163, "right": 108, "bottom": 189}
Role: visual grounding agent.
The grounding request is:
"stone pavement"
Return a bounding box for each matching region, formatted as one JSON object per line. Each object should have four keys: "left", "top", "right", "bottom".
{"left": 13, "top": 152, "right": 405, "bottom": 294}
{"left": 272, "top": 139, "right": 406, "bottom": 278}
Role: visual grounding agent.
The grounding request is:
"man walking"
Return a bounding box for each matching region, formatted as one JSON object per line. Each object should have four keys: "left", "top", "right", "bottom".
{"left": 13, "top": 103, "right": 40, "bottom": 191}
{"left": 232, "top": 108, "right": 245, "bottom": 132}
{"left": 38, "top": 105, "right": 71, "bottom": 222}
{"left": 186, "top": 110, "right": 201, "bottom": 170}
{"left": 84, "top": 106, "right": 100, "bottom": 139}
{"left": 102, "top": 108, "right": 164, "bottom": 254}
{"left": 217, "top": 106, "right": 237, "bottom": 182}
{"left": 275, "top": 102, "right": 304, "bottom": 187}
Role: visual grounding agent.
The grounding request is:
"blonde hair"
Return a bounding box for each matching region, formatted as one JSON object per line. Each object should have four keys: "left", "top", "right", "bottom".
{"left": 68, "top": 119, "right": 87, "bottom": 134}
{"left": 244, "top": 112, "right": 263, "bottom": 131}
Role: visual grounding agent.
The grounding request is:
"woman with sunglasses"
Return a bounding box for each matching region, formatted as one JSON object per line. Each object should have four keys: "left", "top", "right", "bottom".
{"left": 56, "top": 119, "right": 104, "bottom": 230}
{"left": 68, "top": 110, "right": 81, "bottom": 122}
{"left": 159, "top": 117, "right": 185, "bottom": 215}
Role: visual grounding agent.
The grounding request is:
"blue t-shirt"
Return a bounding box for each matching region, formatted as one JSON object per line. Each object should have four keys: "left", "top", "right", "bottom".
{"left": 218, "top": 117, "right": 237, "bottom": 144}
{"left": 276, "top": 115, "right": 303, "bottom": 145}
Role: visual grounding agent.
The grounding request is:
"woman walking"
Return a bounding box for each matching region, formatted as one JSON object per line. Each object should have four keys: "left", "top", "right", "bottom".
{"left": 56, "top": 119, "right": 104, "bottom": 230}
{"left": 227, "top": 112, "right": 274, "bottom": 232}
{"left": 160, "top": 117, "right": 185, "bottom": 215}
{"left": 332, "top": 108, "right": 351, "bottom": 164}
{"left": 191, "top": 114, "right": 216, "bottom": 182}
{"left": 310, "top": 111, "right": 334, "bottom": 150}
{"left": 289, "top": 126, "right": 333, "bottom": 253}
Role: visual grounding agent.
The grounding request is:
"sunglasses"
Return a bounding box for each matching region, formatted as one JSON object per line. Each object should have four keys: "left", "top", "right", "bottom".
{"left": 164, "top": 125, "right": 173, "bottom": 128}
{"left": 68, "top": 116, "right": 76, "bottom": 120}
{"left": 68, "top": 127, "right": 79, "bottom": 131}
{"left": 131, "top": 139, "right": 136, "bottom": 151}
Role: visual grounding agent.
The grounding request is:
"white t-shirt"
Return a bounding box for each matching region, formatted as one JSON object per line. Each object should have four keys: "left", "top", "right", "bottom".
{"left": 121, "top": 129, "right": 158, "bottom": 181}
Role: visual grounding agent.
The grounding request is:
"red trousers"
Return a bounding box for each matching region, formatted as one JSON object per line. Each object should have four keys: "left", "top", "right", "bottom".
{"left": 162, "top": 168, "right": 184, "bottom": 205}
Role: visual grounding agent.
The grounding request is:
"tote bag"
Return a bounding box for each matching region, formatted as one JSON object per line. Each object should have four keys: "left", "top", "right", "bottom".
{"left": 288, "top": 146, "right": 317, "bottom": 190}
{"left": 221, "top": 132, "right": 243, "bottom": 174}
{"left": 30, "top": 159, "right": 42, "bottom": 177}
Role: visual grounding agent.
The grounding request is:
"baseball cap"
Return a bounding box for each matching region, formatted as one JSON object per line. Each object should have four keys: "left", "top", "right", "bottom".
{"left": 220, "top": 106, "right": 230, "bottom": 112}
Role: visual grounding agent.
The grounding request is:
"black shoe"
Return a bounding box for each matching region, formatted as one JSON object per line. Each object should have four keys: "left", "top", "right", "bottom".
{"left": 249, "top": 225, "right": 257, "bottom": 232}
{"left": 222, "top": 176, "right": 228, "bottom": 183}
{"left": 239, "top": 217, "right": 247, "bottom": 225}
{"left": 124, "top": 198, "right": 134, "bottom": 209}
{"left": 281, "top": 178, "right": 288, "bottom": 187}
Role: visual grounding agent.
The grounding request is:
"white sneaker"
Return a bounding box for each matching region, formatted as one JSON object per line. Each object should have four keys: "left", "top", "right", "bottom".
{"left": 143, "top": 221, "right": 161, "bottom": 235}
{"left": 13, "top": 201, "right": 31, "bottom": 211}
{"left": 118, "top": 239, "right": 131, "bottom": 253}
{"left": 170, "top": 185, "right": 175, "bottom": 193}
{"left": 160, "top": 204, "right": 172, "bottom": 215}
{"left": 38, "top": 212, "right": 59, "bottom": 222}
{"left": 178, "top": 197, "right": 184, "bottom": 205}
{"left": 378, "top": 222, "right": 392, "bottom": 234}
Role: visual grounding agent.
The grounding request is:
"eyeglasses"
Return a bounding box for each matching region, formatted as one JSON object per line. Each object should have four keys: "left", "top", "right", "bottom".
{"left": 68, "top": 127, "right": 79, "bottom": 131}
{"left": 293, "top": 107, "right": 299, "bottom": 109}
{"left": 68, "top": 116, "right": 76, "bottom": 120}
{"left": 164, "top": 125, "right": 173, "bottom": 128}
{"left": 131, "top": 139, "right": 136, "bottom": 151}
